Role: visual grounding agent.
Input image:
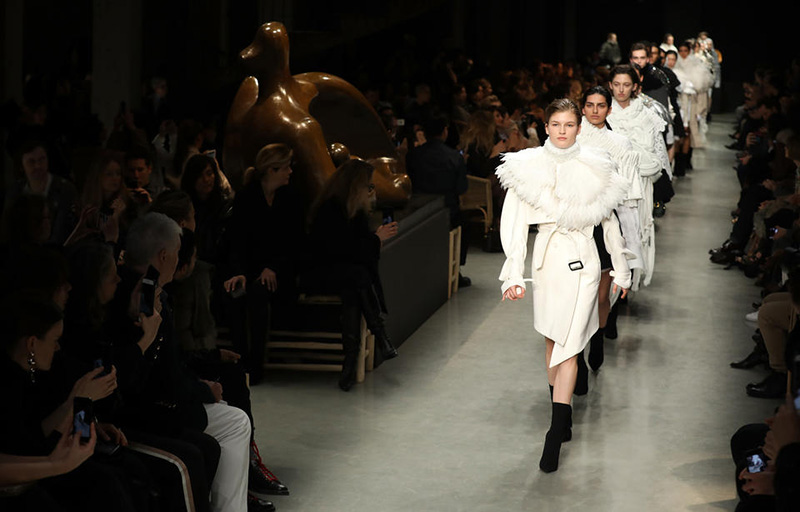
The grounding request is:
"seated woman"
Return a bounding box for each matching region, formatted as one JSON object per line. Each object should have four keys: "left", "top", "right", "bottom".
{"left": 307, "top": 159, "right": 400, "bottom": 391}
{"left": 181, "top": 154, "right": 233, "bottom": 263}
{"left": 78, "top": 151, "right": 137, "bottom": 247}
{"left": 225, "top": 143, "right": 304, "bottom": 384}
{"left": 0, "top": 295, "right": 135, "bottom": 512}
{"left": 167, "top": 228, "right": 289, "bottom": 499}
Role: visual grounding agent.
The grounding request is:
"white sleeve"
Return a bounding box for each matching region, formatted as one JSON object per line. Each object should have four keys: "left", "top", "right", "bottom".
{"left": 499, "top": 188, "right": 531, "bottom": 293}
{"left": 602, "top": 214, "right": 633, "bottom": 289}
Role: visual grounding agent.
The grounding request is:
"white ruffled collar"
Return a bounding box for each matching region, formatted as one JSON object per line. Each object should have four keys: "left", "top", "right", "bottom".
{"left": 542, "top": 138, "right": 580, "bottom": 162}
{"left": 495, "top": 144, "right": 628, "bottom": 229}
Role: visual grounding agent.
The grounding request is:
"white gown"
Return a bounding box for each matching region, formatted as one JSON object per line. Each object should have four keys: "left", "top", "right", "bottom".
{"left": 497, "top": 140, "right": 633, "bottom": 367}
{"left": 607, "top": 96, "right": 668, "bottom": 288}
{"left": 576, "top": 118, "right": 645, "bottom": 271}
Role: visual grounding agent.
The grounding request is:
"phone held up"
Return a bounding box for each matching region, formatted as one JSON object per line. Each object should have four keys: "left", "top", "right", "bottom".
{"left": 73, "top": 397, "right": 94, "bottom": 443}
{"left": 745, "top": 450, "right": 767, "bottom": 473}
{"left": 140, "top": 266, "right": 160, "bottom": 317}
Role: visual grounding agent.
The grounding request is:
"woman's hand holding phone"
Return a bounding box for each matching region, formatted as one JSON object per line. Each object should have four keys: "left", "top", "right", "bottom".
{"left": 50, "top": 416, "right": 96, "bottom": 473}
{"left": 137, "top": 309, "right": 163, "bottom": 354}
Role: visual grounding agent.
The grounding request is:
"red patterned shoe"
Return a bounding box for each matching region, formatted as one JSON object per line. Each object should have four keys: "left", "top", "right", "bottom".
{"left": 249, "top": 441, "right": 290, "bottom": 496}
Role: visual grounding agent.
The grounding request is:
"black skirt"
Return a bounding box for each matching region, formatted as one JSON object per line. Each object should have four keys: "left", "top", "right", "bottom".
{"left": 593, "top": 224, "right": 612, "bottom": 271}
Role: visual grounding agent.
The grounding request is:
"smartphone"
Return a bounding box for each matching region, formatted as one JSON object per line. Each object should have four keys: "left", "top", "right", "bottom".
{"left": 73, "top": 397, "right": 94, "bottom": 443}
{"left": 382, "top": 208, "right": 395, "bottom": 225}
{"left": 206, "top": 149, "right": 217, "bottom": 159}
{"left": 396, "top": 118, "right": 405, "bottom": 127}
{"left": 746, "top": 452, "right": 766, "bottom": 473}
{"left": 140, "top": 266, "right": 160, "bottom": 317}
{"left": 499, "top": 132, "right": 508, "bottom": 142}
{"left": 93, "top": 358, "right": 112, "bottom": 378}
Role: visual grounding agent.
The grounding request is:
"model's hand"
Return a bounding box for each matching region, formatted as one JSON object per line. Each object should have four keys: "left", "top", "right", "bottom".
{"left": 612, "top": 284, "right": 629, "bottom": 299}
{"left": 502, "top": 286, "right": 525, "bottom": 301}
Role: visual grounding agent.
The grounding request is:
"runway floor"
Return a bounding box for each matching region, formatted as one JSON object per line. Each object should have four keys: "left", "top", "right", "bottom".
{"left": 251, "top": 114, "right": 781, "bottom": 512}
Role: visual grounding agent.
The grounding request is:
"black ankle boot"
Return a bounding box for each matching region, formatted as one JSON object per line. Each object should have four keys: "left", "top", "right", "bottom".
{"left": 673, "top": 153, "right": 687, "bottom": 177}
{"left": 605, "top": 304, "right": 619, "bottom": 340}
{"left": 730, "top": 340, "right": 768, "bottom": 369}
{"left": 686, "top": 148, "right": 694, "bottom": 169}
{"left": 574, "top": 351, "right": 588, "bottom": 396}
{"left": 548, "top": 385, "right": 571, "bottom": 441}
{"left": 539, "top": 403, "right": 572, "bottom": 473}
{"left": 588, "top": 328, "right": 605, "bottom": 372}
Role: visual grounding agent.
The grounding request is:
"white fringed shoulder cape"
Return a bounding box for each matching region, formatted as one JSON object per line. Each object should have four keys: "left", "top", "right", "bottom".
{"left": 495, "top": 140, "right": 629, "bottom": 229}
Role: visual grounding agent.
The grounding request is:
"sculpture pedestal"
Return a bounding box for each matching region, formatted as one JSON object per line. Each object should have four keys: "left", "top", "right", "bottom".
{"left": 376, "top": 194, "right": 450, "bottom": 362}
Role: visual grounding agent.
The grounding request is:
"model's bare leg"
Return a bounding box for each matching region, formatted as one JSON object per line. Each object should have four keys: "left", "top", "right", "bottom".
{"left": 552, "top": 356, "right": 577, "bottom": 404}
{"left": 545, "top": 338, "right": 556, "bottom": 386}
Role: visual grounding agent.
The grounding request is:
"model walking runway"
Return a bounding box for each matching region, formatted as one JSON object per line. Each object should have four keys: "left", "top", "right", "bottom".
{"left": 251, "top": 115, "right": 777, "bottom": 511}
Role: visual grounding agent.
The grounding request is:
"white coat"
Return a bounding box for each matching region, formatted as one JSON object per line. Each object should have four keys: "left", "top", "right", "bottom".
{"left": 497, "top": 140, "right": 633, "bottom": 367}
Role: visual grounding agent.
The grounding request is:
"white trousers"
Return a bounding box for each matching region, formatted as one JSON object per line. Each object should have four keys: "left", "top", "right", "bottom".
{"left": 203, "top": 402, "right": 251, "bottom": 512}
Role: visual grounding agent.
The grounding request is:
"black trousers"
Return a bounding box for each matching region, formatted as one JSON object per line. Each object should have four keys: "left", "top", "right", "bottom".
{"left": 125, "top": 428, "right": 221, "bottom": 512}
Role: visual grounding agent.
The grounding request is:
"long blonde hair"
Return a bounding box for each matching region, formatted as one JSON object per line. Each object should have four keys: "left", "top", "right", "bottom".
{"left": 244, "top": 143, "right": 293, "bottom": 186}
{"left": 459, "top": 110, "right": 496, "bottom": 155}
{"left": 313, "top": 159, "right": 374, "bottom": 220}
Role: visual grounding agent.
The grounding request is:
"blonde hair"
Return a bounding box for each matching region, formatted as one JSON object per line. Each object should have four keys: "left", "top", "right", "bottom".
{"left": 459, "top": 110, "right": 496, "bottom": 155}
{"left": 244, "top": 143, "right": 293, "bottom": 185}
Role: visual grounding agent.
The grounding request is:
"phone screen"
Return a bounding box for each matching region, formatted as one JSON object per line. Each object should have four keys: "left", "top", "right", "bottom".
{"left": 140, "top": 266, "right": 160, "bottom": 317}
{"left": 746, "top": 453, "right": 766, "bottom": 473}
{"left": 73, "top": 397, "right": 93, "bottom": 442}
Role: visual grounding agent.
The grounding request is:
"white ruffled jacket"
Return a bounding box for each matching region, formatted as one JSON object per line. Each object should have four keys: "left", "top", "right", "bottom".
{"left": 496, "top": 140, "right": 632, "bottom": 364}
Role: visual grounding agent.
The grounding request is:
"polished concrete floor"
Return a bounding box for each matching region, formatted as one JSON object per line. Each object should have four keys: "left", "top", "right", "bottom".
{"left": 251, "top": 116, "right": 782, "bottom": 512}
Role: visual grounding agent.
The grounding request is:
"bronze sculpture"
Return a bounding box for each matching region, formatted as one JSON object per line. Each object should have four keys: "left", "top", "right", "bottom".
{"left": 224, "top": 21, "right": 411, "bottom": 208}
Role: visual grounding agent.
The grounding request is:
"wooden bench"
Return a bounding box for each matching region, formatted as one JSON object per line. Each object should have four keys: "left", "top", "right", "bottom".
{"left": 265, "top": 294, "right": 375, "bottom": 383}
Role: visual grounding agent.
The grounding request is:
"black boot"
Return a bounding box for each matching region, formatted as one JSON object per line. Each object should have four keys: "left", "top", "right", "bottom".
{"left": 686, "top": 147, "right": 694, "bottom": 170}
{"left": 539, "top": 403, "right": 572, "bottom": 473}
{"left": 605, "top": 303, "right": 619, "bottom": 340}
{"left": 574, "top": 351, "right": 588, "bottom": 396}
{"left": 338, "top": 301, "right": 362, "bottom": 392}
{"left": 673, "top": 153, "right": 687, "bottom": 177}
{"left": 746, "top": 371, "right": 787, "bottom": 399}
{"left": 356, "top": 286, "right": 397, "bottom": 360}
{"left": 730, "top": 340, "right": 768, "bottom": 369}
{"left": 588, "top": 328, "right": 605, "bottom": 372}
{"left": 548, "top": 385, "right": 572, "bottom": 441}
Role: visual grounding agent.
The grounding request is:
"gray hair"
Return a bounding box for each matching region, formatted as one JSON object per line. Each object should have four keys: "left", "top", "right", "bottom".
{"left": 124, "top": 212, "right": 181, "bottom": 268}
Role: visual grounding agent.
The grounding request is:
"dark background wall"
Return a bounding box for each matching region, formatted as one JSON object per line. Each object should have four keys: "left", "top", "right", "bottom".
{"left": 2, "top": 0, "right": 797, "bottom": 120}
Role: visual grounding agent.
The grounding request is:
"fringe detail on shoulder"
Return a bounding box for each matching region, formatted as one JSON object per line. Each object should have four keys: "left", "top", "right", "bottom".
{"left": 496, "top": 143, "right": 628, "bottom": 230}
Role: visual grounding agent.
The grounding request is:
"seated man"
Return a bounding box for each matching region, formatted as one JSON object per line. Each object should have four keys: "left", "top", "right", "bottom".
{"left": 406, "top": 114, "right": 471, "bottom": 286}
{"left": 124, "top": 145, "right": 167, "bottom": 205}
{"left": 108, "top": 212, "right": 272, "bottom": 512}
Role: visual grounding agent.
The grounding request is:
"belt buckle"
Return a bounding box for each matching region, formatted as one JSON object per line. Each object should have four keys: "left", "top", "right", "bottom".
{"left": 568, "top": 260, "right": 583, "bottom": 271}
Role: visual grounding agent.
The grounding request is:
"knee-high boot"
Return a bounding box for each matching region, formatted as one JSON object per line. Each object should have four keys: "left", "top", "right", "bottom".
{"left": 588, "top": 328, "right": 605, "bottom": 372}
{"left": 673, "top": 153, "right": 687, "bottom": 177}
{"left": 338, "top": 300, "right": 362, "bottom": 392}
{"left": 356, "top": 286, "right": 397, "bottom": 360}
{"left": 539, "top": 403, "right": 572, "bottom": 473}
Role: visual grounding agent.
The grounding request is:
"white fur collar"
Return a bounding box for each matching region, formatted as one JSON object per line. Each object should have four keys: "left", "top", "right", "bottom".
{"left": 496, "top": 140, "right": 629, "bottom": 229}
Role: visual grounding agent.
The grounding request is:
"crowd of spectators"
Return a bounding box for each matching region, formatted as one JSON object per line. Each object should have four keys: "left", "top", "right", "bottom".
{"left": 706, "top": 60, "right": 800, "bottom": 510}
{"left": 1, "top": 21, "right": 797, "bottom": 511}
